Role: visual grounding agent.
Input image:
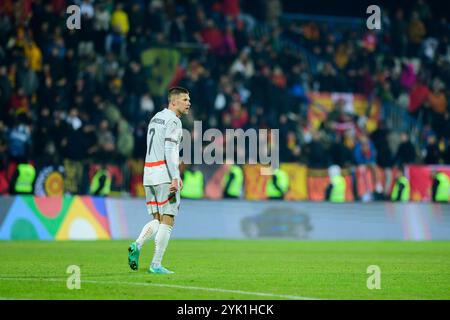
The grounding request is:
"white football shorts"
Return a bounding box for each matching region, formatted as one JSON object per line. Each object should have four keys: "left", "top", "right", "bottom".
{"left": 144, "top": 183, "right": 180, "bottom": 216}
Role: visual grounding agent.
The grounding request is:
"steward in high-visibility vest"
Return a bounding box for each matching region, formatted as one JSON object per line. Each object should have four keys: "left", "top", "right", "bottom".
{"left": 391, "top": 176, "right": 410, "bottom": 202}
{"left": 432, "top": 172, "right": 449, "bottom": 202}
{"left": 266, "top": 168, "right": 289, "bottom": 199}
{"left": 89, "top": 168, "right": 112, "bottom": 196}
{"left": 329, "top": 175, "right": 346, "bottom": 202}
{"left": 13, "top": 163, "right": 36, "bottom": 194}
{"left": 180, "top": 169, "right": 204, "bottom": 199}
{"left": 325, "top": 165, "right": 346, "bottom": 202}
{"left": 223, "top": 165, "right": 243, "bottom": 198}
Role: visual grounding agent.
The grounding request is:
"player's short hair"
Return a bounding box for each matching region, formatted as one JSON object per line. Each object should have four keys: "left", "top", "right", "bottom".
{"left": 168, "top": 87, "right": 189, "bottom": 102}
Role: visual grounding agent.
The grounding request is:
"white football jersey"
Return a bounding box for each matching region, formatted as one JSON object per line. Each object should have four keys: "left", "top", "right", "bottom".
{"left": 143, "top": 108, "right": 182, "bottom": 186}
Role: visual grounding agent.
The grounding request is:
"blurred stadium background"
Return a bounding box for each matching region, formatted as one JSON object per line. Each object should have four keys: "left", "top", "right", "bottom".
{"left": 1, "top": 0, "right": 450, "bottom": 300}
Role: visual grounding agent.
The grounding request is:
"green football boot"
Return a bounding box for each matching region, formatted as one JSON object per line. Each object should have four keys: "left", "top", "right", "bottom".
{"left": 148, "top": 265, "right": 174, "bottom": 274}
{"left": 128, "top": 242, "right": 140, "bottom": 270}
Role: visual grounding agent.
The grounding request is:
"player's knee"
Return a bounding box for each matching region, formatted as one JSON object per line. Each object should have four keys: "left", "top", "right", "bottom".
{"left": 161, "top": 214, "right": 175, "bottom": 226}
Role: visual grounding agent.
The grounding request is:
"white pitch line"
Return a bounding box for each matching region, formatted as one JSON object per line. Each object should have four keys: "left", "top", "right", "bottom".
{"left": 0, "top": 277, "right": 319, "bottom": 300}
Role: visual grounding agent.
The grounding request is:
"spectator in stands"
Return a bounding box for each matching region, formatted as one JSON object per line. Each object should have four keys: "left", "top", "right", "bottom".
{"left": 371, "top": 121, "right": 394, "bottom": 168}
{"left": 93, "top": 2, "right": 111, "bottom": 54}
{"left": 169, "top": 7, "right": 188, "bottom": 43}
{"left": 328, "top": 134, "right": 354, "bottom": 168}
{"left": 264, "top": 0, "right": 282, "bottom": 26}
{"left": 111, "top": 2, "right": 129, "bottom": 36}
{"left": 8, "top": 87, "right": 30, "bottom": 119}
{"left": 317, "top": 62, "right": 337, "bottom": 92}
{"left": 304, "top": 130, "right": 329, "bottom": 168}
{"left": 116, "top": 117, "right": 134, "bottom": 162}
{"left": 105, "top": 25, "right": 126, "bottom": 58}
{"left": 24, "top": 40, "right": 42, "bottom": 72}
{"left": 424, "top": 134, "right": 443, "bottom": 164}
{"left": 96, "top": 119, "right": 116, "bottom": 164}
{"left": 326, "top": 98, "right": 356, "bottom": 137}
{"left": 413, "top": 0, "right": 432, "bottom": 24}
{"left": 400, "top": 62, "right": 417, "bottom": 91}
{"left": 0, "top": 66, "right": 12, "bottom": 118}
{"left": 408, "top": 77, "right": 430, "bottom": 118}
{"left": 428, "top": 80, "right": 448, "bottom": 138}
{"left": 408, "top": 11, "right": 426, "bottom": 57}
{"left": 354, "top": 135, "right": 377, "bottom": 165}
{"left": 200, "top": 19, "right": 224, "bottom": 55}
{"left": 0, "top": 134, "right": 9, "bottom": 194}
{"left": 395, "top": 132, "right": 417, "bottom": 166}
{"left": 279, "top": 113, "right": 301, "bottom": 162}
{"left": 223, "top": 100, "right": 249, "bottom": 129}
{"left": 444, "top": 142, "right": 450, "bottom": 165}
{"left": 64, "top": 113, "right": 89, "bottom": 161}
{"left": 7, "top": 115, "right": 32, "bottom": 163}
{"left": 229, "top": 48, "right": 254, "bottom": 79}
{"left": 391, "top": 8, "right": 408, "bottom": 56}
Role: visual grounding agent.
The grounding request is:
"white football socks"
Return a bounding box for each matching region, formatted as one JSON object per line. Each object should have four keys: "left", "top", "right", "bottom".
{"left": 151, "top": 224, "right": 173, "bottom": 268}
{"left": 136, "top": 219, "right": 160, "bottom": 250}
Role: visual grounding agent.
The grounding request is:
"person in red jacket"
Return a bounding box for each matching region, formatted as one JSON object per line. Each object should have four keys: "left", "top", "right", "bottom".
{"left": 408, "top": 79, "right": 430, "bottom": 118}
{"left": 200, "top": 19, "right": 224, "bottom": 55}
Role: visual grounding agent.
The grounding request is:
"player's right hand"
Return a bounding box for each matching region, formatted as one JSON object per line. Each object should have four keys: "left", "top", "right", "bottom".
{"left": 170, "top": 179, "right": 179, "bottom": 193}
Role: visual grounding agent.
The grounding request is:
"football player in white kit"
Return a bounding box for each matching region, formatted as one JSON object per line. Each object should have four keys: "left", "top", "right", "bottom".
{"left": 128, "top": 87, "right": 190, "bottom": 274}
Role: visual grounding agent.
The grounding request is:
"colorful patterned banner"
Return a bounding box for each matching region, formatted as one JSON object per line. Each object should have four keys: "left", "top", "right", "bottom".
{"left": 307, "top": 92, "right": 380, "bottom": 133}
{"left": 2, "top": 197, "right": 450, "bottom": 241}
{"left": 281, "top": 163, "right": 308, "bottom": 200}
{"left": 243, "top": 165, "right": 271, "bottom": 200}
{"left": 34, "top": 165, "right": 65, "bottom": 196}
{"left": 0, "top": 196, "right": 110, "bottom": 240}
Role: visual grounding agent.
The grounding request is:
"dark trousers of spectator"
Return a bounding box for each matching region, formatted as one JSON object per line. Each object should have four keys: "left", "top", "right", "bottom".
{"left": 408, "top": 42, "right": 421, "bottom": 58}
{"left": 432, "top": 112, "right": 448, "bottom": 139}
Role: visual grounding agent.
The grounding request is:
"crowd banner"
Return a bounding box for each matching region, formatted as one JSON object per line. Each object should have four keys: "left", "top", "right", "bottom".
{"left": 281, "top": 163, "right": 308, "bottom": 200}
{"left": 2, "top": 161, "right": 450, "bottom": 201}
{"left": 407, "top": 165, "right": 450, "bottom": 201}
{"left": 127, "top": 159, "right": 145, "bottom": 197}
{"left": 243, "top": 165, "right": 271, "bottom": 200}
{"left": 141, "top": 48, "right": 181, "bottom": 97}
{"left": 307, "top": 92, "right": 380, "bottom": 133}
{"left": 203, "top": 164, "right": 229, "bottom": 199}
{"left": 63, "top": 160, "right": 85, "bottom": 194}
{"left": 34, "top": 165, "right": 65, "bottom": 196}
{"left": 0, "top": 162, "right": 17, "bottom": 194}
{"left": 375, "top": 166, "right": 397, "bottom": 196}
{"left": 355, "top": 165, "right": 376, "bottom": 200}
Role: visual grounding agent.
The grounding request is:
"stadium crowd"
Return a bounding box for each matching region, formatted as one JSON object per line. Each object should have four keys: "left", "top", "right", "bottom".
{"left": 0, "top": 0, "right": 449, "bottom": 181}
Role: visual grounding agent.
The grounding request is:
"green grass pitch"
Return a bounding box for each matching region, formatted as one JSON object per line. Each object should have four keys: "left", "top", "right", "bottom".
{"left": 0, "top": 240, "right": 449, "bottom": 300}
